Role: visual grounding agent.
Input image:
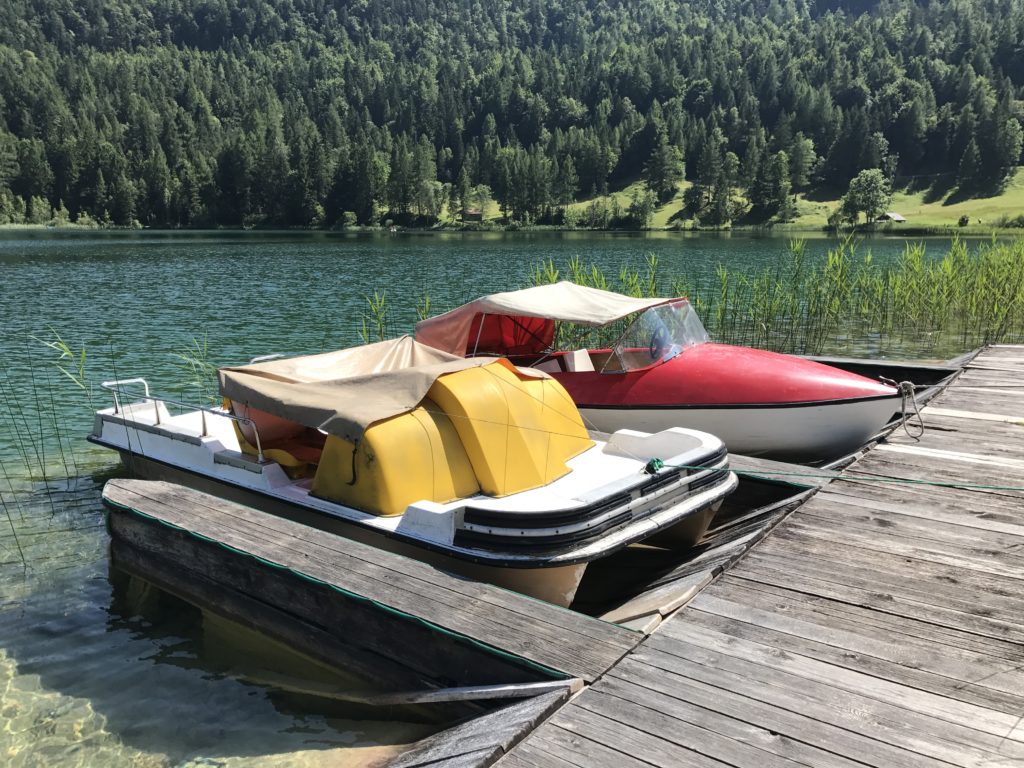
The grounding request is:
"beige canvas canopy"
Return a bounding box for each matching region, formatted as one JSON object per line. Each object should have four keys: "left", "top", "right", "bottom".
{"left": 415, "top": 281, "right": 676, "bottom": 355}
{"left": 218, "top": 336, "right": 505, "bottom": 442}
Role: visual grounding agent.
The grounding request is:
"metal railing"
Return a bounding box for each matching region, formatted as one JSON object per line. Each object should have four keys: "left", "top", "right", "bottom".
{"left": 100, "top": 378, "right": 267, "bottom": 462}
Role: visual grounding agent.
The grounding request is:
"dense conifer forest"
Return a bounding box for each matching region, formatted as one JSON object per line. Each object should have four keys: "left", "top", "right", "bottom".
{"left": 0, "top": 0, "right": 1022, "bottom": 227}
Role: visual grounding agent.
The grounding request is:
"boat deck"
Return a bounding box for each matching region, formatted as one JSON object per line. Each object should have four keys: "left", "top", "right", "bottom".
{"left": 498, "top": 344, "right": 1024, "bottom": 767}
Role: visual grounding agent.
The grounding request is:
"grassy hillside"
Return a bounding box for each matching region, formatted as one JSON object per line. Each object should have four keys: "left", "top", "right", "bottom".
{"left": 536, "top": 168, "right": 1024, "bottom": 233}
{"left": 786, "top": 169, "right": 1024, "bottom": 232}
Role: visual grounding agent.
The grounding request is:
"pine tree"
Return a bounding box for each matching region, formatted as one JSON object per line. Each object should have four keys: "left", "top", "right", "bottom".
{"left": 957, "top": 139, "right": 981, "bottom": 192}
{"left": 643, "top": 130, "right": 685, "bottom": 203}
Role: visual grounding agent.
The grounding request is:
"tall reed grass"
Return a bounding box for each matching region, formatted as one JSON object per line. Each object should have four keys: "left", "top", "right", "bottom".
{"left": 529, "top": 238, "right": 1024, "bottom": 357}
{"left": 0, "top": 329, "right": 99, "bottom": 565}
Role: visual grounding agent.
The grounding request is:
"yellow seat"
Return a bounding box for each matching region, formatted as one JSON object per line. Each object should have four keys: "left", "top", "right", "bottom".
{"left": 311, "top": 401, "right": 479, "bottom": 516}
{"left": 426, "top": 360, "right": 593, "bottom": 496}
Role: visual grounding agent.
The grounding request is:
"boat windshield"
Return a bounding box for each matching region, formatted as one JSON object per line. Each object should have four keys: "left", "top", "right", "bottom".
{"left": 606, "top": 300, "right": 709, "bottom": 372}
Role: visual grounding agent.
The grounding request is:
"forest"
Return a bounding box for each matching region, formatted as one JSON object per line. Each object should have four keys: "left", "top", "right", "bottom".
{"left": 0, "top": 0, "right": 1022, "bottom": 228}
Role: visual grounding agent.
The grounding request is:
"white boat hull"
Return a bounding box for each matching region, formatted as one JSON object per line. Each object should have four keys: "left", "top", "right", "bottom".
{"left": 580, "top": 396, "right": 900, "bottom": 463}
{"left": 93, "top": 403, "right": 736, "bottom": 607}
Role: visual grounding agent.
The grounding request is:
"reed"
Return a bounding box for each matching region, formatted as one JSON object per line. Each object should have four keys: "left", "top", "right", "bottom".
{"left": 173, "top": 334, "right": 220, "bottom": 405}
{"left": 360, "top": 290, "right": 391, "bottom": 343}
{"left": 0, "top": 330, "right": 94, "bottom": 530}
{"left": 524, "top": 237, "right": 1024, "bottom": 357}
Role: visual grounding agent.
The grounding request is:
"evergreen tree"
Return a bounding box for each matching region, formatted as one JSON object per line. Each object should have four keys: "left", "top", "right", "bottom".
{"left": 788, "top": 133, "right": 816, "bottom": 191}
{"left": 0, "top": 0, "right": 1019, "bottom": 227}
{"left": 957, "top": 139, "right": 982, "bottom": 191}
{"left": 643, "top": 130, "right": 685, "bottom": 203}
{"left": 456, "top": 166, "right": 471, "bottom": 216}
{"left": 626, "top": 185, "right": 658, "bottom": 229}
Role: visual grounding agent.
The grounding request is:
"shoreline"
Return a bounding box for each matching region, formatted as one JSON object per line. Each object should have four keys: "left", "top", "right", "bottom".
{"left": 0, "top": 222, "right": 1014, "bottom": 237}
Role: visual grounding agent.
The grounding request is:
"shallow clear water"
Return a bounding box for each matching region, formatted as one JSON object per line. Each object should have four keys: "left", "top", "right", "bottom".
{"left": 0, "top": 228, "right": 981, "bottom": 765}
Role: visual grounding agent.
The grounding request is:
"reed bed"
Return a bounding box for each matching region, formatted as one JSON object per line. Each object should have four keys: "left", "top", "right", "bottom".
{"left": 528, "top": 238, "right": 1024, "bottom": 358}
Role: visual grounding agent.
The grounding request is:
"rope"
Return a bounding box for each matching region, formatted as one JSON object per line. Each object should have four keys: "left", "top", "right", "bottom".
{"left": 879, "top": 377, "right": 925, "bottom": 440}
{"left": 899, "top": 380, "right": 925, "bottom": 440}
{"left": 653, "top": 462, "right": 1024, "bottom": 493}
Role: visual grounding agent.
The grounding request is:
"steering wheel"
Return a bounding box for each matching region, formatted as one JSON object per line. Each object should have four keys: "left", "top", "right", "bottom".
{"left": 649, "top": 328, "right": 669, "bottom": 360}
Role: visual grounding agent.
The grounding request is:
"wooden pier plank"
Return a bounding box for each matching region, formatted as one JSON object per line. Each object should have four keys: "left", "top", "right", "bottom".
{"left": 682, "top": 597, "right": 1024, "bottom": 713}
{"left": 501, "top": 345, "right": 1024, "bottom": 768}
{"left": 108, "top": 479, "right": 633, "bottom": 649}
{"left": 104, "top": 479, "right": 639, "bottom": 683}
{"left": 389, "top": 689, "right": 569, "bottom": 768}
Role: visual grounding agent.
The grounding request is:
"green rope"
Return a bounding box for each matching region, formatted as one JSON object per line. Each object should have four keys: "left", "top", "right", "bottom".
{"left": 661, "top": 462, "right": 1024, "bottom": 493}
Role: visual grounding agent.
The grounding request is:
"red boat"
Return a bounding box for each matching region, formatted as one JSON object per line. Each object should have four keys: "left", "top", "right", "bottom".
{"left": 415, "top": 282, "right": 900, "bottom": 462}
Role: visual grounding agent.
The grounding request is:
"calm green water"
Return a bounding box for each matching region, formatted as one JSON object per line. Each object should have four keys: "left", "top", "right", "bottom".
{"left": 0, "top": 229, "right": 979, "bottom": 765}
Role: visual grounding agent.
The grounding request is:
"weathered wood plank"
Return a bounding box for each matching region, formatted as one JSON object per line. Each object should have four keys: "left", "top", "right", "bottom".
{"left": 547, "top": 704, "right": 732, "bottom": 768}
{"left": 760, "top": 516, "right": 1024, "bottom": 588}
{"left": 784, "top": 503, "right": 1024, "bottom": 570}
{"left": 105, "top": 480, "right": 638, "bottom": 681}
{"left": 599, "top": 572, "right": 711, "bottom": 623}
{"left": 107, "top": 478, "right": 637, "bottom": 650}
{"left": 109, "top": 501, "right": 603, "bottom": 678}
{"left": 611, "top": 651, "right": 958, "bottom": 767}
{"left": 724, "top": 574, "right": 1024, "bottom": 662}
{"left": 590, "top": 673, "right": 869, "bottom": 768}
{"left": 109, "top": 539, "right": 434, "bottom": 693}
{"left": 655, "top": 616, "right": 1024, "bottom": 745}
{"left": 391, "top": 690, "right": 569, "bottom": 768}
{"left": 685, "top": 595, "right": 1024, "bottom": 713}
{"left": 575, "top": 686, "right": 816, "bottom": 768}
{"left": 815, "top": 488, "right": 1024, "bottom": 536}
{"left": 704, "top": 579, "right": 1024, "bottom": 689}
{"left": 730, "top": 556, "right": 1024, "bottom": 644}
{"left": 924, "top": 406, "right": 1024, "bottom": 425}
{"left": 110, "top": 515, "right": 540, "bottom": 687}
{"left": 519, "top": 724, "right": 655, "bottom": 767}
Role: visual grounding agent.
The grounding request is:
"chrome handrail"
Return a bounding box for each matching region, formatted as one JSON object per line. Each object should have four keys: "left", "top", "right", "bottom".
{"left": 99, "top": 378, "right": 266, "bottom": 462}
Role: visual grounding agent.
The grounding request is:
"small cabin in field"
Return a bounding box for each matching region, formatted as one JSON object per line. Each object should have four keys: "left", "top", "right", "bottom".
{"left": 876, "top": 211, "right": 906, "bottom": 222}
{"left": 461, "top": 208, "right": 483, "bottom": 222}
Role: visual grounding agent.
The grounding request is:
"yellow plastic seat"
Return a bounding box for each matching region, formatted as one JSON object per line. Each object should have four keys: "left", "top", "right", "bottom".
{"left": 426, "top": 360, "right": 593, "bottom": 496}
{"left": 311, "top": 401, "right": 479, "bottom": 516}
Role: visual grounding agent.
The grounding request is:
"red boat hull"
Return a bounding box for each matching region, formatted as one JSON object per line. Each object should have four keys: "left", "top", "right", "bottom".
{"left": 548, "top": 344, "right": 900, "bottom": 462}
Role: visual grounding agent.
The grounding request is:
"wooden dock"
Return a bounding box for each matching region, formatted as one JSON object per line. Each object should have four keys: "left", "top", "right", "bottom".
{"left": 103, "top": 479, "right": 640, "bottom": 687}
{"left": 103, "top": 478, "right": 648, "bottom": 765}
{"left": 499, "top": 344, "right": 1024, "bottom": 768}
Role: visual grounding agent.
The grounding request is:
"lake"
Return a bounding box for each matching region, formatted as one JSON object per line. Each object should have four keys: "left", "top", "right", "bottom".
{"left": 0, "top": 228, "right": 987, "bottom": 766}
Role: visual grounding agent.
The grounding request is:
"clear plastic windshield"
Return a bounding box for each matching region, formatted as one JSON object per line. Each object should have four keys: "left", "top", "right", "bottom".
{"left": 606, "top": 300, "right": 709, "bottom": 372}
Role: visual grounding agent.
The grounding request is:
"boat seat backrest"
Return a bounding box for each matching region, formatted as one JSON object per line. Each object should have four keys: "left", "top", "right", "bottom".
{"left": 231, "top": 402, "right": 306, "bottom": 446}
{"left": 565, "top": 349, "right": 595, "bottom": 372}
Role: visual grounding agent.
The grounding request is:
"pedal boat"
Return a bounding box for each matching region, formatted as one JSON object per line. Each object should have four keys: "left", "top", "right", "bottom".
{"left": 89, "top": 337, "right": 737, "bottom": 606}
{"left": 415, "top": 282, "right": 901, "bottom": 463}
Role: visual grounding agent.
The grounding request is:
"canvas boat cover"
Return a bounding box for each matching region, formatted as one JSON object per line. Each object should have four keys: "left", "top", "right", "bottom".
{"left": 415, "top": 281, "right": 676, "bottom": 355}
{"left": 218, "top": 336, "right": 509, "bottom": 442}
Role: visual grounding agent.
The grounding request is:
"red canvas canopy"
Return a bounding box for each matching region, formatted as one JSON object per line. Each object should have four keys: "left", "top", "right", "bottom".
{"left": 467, "top": 314, "right": 556, "bottom": 355}
{"left": 416, "top": 282, "right": 675, "bottom": 355}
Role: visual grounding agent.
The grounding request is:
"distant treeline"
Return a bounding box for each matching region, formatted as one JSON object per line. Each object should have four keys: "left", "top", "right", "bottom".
{"left": 0, "top": 0, "right": 1022, "bottom": 227}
